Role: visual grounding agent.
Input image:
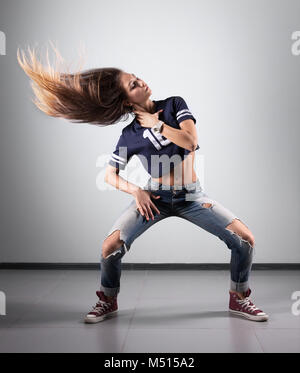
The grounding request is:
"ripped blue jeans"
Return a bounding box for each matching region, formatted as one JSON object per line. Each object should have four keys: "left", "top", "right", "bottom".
{"left": 100, "top": 178, "right": 254, "bottom": 296}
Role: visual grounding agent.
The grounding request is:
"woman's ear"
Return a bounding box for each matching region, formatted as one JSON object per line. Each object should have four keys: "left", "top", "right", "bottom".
{"left": 125, "top": 101, "right": 133, "bottom": 110}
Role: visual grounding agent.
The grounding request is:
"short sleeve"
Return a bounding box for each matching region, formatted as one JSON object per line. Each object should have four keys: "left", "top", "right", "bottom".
{"left": 174, "top": 96, "right": 197, "bottom": 125}
{"left": 174, "top": 96, "right": 199, "bottom": 151}
{"left": 108, "top": 131, "right": 134, "bottom": 171}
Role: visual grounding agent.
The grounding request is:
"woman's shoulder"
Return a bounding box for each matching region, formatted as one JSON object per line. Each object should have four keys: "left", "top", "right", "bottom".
{"left": 156, "top": 96, "right": 181, "bottom": 104}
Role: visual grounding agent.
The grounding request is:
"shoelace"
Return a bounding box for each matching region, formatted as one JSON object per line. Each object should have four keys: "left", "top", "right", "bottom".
{"left": 92, "top": 300, "right": 111, "bottom": 314}
{"left": 237, "top": 297, "right": 260, "bottom": 313}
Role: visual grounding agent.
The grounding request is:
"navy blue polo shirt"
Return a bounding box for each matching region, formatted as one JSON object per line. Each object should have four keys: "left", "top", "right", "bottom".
{"left": 108, "top": 96, "right": 200, "bottom": 178}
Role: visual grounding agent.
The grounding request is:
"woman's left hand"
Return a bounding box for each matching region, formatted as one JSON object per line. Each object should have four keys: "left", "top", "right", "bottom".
{"left": 133, "top": 106, "right": 163, "bottom": 128}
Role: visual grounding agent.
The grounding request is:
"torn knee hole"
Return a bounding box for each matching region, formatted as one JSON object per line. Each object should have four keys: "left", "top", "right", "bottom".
{"left": 102, "top": 244, "right": 124, "bottom": 259}
{"left": 202, "top": 203, "right": 212, "bottom": 208}
{"left": 102, "top": 238, "right": 125, "bottom": 260}
{"left": 225, "top": 228, "right": 255, "bottom": 249}
{"left": 106, "top": 229, "right": 121, "bottom": 241}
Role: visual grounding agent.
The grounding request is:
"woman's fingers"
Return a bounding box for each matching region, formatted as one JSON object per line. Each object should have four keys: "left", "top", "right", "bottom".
{"left": 138, "top": 205, "right": 149, "bottom": 220}
{"left": 145, "top": 207, "right": 151, "bottom": 220}
{"left": 137, "top": 205, "right": 144, "bottom": 216}
{"left": 145, "top": 204, "right": 153, "bottom": 220}
{"left": 136, "top": 194, "right": 161, "bottom": 221}
{"left": 138, "top": 204, "right": 154, "bottom": 221}
{"left": 149, "top": 201, "right": 160, "bottom": 215}
{"left": 145, "top": 202, "right": 161, "bottom": 221}
{"left": 150, "top": 193, "right": 161, "bottom": 199}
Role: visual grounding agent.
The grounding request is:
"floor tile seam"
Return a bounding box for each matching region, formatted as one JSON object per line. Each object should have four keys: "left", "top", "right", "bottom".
{"left": 124, "top": 327, "right": 258, "bottom": 331}
{"left": 252, "top": 328, "right": 266, "bottom": 352}
{"left": 4, "top": 325, "right": 298, "bottom": 330}
{"left": 0, "top": 325, "right": 131, "bottom": 329}
{"left": 120, "top": 270, "right": 148, "bottom": 353}
{"left": 252, "top": 327, "right": 300, "bottom": 331}
{"left": 7, "top": 280, "right": 68, "bottom": 327}
{"left": 3, "top": 294, "right": 48, "bottom": 328}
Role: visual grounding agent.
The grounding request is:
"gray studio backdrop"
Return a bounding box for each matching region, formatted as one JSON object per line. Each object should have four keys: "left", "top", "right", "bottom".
{"left": 0, "top": 0, "right": 299, "bottom": 264}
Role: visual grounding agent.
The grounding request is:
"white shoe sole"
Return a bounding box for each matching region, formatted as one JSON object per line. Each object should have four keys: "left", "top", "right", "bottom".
{"left": 229, "top": 309, "right": 269, "bottom": 322}
{"left": 84, "top": 310, "right": 118, "bottom": 324}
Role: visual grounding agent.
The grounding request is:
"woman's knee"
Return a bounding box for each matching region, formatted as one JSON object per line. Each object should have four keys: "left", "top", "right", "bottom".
{"left": 225, "top": 218, "right": 255, "bottom": 248}
{"left": 245, "top": 233, "right": 255, "bottom": 248}
{"left": 102, "top": 230, "right": 124, "bottom": 259}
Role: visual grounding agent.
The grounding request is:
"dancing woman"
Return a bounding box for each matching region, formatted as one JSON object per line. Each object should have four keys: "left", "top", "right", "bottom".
{"left": 17, "top": 45, "right": 268, "bottom": 323}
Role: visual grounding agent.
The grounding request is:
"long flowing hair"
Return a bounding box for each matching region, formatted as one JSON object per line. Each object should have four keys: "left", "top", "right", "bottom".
{"left": 17, "top": 43, "right": 132, "bottom": 126}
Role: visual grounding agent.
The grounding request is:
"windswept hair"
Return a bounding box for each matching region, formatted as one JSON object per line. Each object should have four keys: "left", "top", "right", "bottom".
{"left": 17, "top": 43, "right": 132, "bottom": 126}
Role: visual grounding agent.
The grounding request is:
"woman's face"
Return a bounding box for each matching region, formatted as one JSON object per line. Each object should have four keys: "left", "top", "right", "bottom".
{"left": 120, "top": 72, "right": 152, "bottom": 107}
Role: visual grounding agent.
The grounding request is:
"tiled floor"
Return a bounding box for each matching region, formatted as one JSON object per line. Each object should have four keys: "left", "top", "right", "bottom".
{"left": 0, "top": 269, "right": 299, "bottom": 353}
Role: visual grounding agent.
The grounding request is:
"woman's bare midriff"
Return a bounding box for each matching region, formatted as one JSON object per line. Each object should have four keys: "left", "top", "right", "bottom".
{"left": 151, "top": 151, "right": 197, "bottom": 186}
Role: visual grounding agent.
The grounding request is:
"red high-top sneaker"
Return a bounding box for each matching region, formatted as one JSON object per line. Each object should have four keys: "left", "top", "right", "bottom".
{"left": 229, "top": 288, "right": 269, "bottom": 322}
{"left": 84, "top": 291, "right": 118, "bottom": 323}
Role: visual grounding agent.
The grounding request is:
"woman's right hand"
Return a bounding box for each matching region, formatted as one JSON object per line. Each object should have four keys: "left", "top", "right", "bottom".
{"left": 132, "top": 189, "right": 161, "bottom": 221}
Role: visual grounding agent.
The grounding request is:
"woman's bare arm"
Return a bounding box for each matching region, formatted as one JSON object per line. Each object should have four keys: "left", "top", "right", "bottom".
{"left": 105, "top": 167, "right": 141, "bottom": 195}
{"left": 104, "top": 166, "right": 161, "bottom": 220}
